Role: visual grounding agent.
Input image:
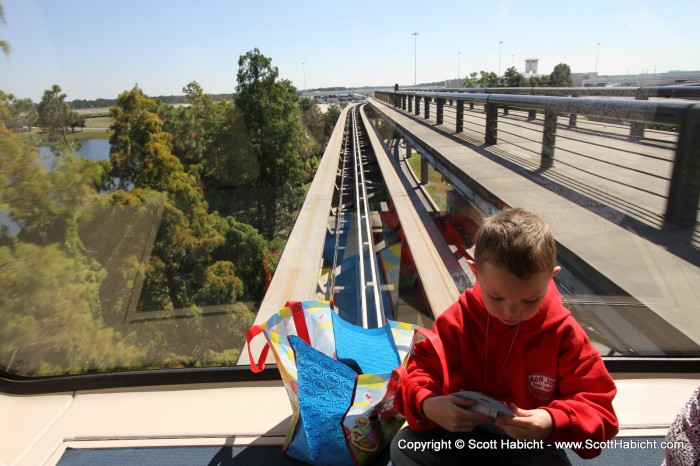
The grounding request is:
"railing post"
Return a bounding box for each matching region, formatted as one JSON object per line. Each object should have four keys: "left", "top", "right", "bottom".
{"left": 405, "top": 141, "right": 412, "bottom": 159}
{"left": 568, "top": 114, "right": 577, "bottom": 127}
{"left": 503, "top": 105, "right": 509, "bottom": 116}
{"left": 665, "top": 104, "right": 700, "bottom": 227}
{"left": 408, "top": 95, "right": 413, "bottom": 113}
{"left": 424, "top": 97, "right": 431, "bottom": 120}
{"left": 630, "top": 121, "right": 646, "bottom": 140}
{"left": 528, "top": 110, "right": 537, "bottom": 120}
{"left": 485, "top": 102, "right": 498, "bottom": 145}
{"left": 415, "top": 96, "right": 420, "bottom": 116}
{"left": 401, "top": 95, "right": 407, "bottom": 110}
{"left": 456, "top": 100, "right": 464, "bottom": 132}
{"left": 470, "top": 102, "right": 474, "bottom": 110}
{"left": 436, "top": 98, "right": 444, "bottom": 125}
{"left": 541, "top": 110, "right": 559, "bottom": 169}
{"left": 630, "top": 91, "right": 648, "bottom": 140}
{"left": 421, "top": 156, "right": 429, "bottom": 185}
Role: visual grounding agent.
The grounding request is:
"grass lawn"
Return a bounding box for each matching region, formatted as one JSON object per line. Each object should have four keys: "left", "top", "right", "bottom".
{"left": 68, "top": 128, "right": 111, "bottom": 140}
{"left": 84, "top": 116, "right": 112, "bottom": 129}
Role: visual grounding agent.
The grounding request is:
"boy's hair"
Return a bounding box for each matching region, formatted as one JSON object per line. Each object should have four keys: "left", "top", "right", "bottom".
{"left": 474, "top": 208, "right": 556, "bottom": 278}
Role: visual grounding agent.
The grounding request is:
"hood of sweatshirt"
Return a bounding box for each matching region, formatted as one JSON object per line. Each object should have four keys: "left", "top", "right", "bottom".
{"left": 463, "top": 279, "right": 572, "bottom": 336}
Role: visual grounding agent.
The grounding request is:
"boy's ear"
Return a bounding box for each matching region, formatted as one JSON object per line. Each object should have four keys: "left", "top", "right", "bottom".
{"left": 467, "top": 260, "right": 478, "bottom": 278}
{"left": 551, "top": 266, "right": 562, "bottom": 278}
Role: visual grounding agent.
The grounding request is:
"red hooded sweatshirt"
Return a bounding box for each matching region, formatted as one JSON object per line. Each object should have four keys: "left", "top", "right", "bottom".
{"left": 398, "top": 280, "right": 619, "bottom": 459}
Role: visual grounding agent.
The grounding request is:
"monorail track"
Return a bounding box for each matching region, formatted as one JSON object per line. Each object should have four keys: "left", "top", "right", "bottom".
{"left": 330, "top": 106, "right": 387, "bottom": 328}
{"left": 326, "top": 104, "right": 463, "bottom": 328}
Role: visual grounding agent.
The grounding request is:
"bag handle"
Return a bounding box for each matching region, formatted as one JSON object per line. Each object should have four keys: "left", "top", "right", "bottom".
{"left": 396, "top": 327, "right": 450, "bottom": 394}
{"left": 414, "top": 327, "right": 449, "bottom": 393}
{"left": 246, "top": 301, "right": 313, "bottom": 373}
{"left": 246, "top": 324, "right": 269, "bottom": 373}
{"left": 286, "top": 300, "right": 311, "bottom": 346}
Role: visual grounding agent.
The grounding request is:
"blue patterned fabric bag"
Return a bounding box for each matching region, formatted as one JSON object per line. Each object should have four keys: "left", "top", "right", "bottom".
{"left": 246, "top": 300, "right": 419, "bottom": 465}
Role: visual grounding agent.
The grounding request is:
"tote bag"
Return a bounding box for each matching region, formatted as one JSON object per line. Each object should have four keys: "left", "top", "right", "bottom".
{"left": 246, "top": 300, "right": 419, "bottom": 465}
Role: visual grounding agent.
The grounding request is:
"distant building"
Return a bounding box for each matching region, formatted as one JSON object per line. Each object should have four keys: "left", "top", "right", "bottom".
{"left": 581, "top": 70, "right": 700, "bottom": 87}
{"left": 444, "top": 79, "right": 464, "bottom": 88}
{"left": 572, "top": 72, "right": 598, "bottom": 87}
{"left": 525, "top": 58, "right": 539, "bottom": 75}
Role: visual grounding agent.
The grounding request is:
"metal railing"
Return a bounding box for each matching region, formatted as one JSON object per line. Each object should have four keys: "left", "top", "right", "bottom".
{"left": 375, "top": 89, "right": 700, "bottom": 227}
{"left": 409, "top": 86, "right": 700, "bottom": 99}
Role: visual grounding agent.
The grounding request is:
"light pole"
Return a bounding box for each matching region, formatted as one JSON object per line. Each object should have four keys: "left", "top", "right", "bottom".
{"left": 595, "top": 42, "right": 601, "bottom": 73}
{"left": 498, "top": 41, "right": 503, "bottom": 76}
{"left": 412, "top": 32, "right": 419, "bottom": 86}
{"left": 458, "top": 51, "right": 461, "bottom": 81}
{"left": 302, "top": 62, "right": 306, "bottom": 91}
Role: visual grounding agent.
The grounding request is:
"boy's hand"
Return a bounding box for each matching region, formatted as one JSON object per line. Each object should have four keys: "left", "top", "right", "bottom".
{"left": 495, "top": 405, "right": 553, "bottom": 440}
{"left": 422, "top": 395, "right": 491, "bottom": 432}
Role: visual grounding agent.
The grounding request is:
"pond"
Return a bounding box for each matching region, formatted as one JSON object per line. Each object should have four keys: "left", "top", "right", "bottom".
{"left": 3, "top": 139, "right": 112, "bottom": 236}
{"left": 39, "top": 138, "right": 110, "bottom": 165}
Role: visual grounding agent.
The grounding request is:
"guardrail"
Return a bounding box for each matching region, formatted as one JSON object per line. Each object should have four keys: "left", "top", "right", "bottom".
{"left": 375, "top": 90, "right": 700, "bottom": 228}
{"left": 408, "top": 86, "right": 700, "bottom": 99}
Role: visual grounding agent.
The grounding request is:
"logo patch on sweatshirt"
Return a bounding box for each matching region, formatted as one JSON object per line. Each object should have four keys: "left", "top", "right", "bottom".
{"left": 528, "top": 374, "right": 555, "bottom": 400}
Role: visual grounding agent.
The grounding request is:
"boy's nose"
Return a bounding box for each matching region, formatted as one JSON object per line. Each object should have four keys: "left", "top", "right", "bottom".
{"left": 503, "top": 302, "right": 521, "bottom": 319}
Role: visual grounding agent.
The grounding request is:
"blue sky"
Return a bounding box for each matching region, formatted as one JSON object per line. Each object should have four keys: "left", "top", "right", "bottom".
{"left": 1, "top": 0, "right": 699, "bottom": 101}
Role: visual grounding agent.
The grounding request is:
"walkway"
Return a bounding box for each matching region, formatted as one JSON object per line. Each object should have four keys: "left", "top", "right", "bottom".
{"left": 369, "top": 97, "right": 700, "bottom": 347}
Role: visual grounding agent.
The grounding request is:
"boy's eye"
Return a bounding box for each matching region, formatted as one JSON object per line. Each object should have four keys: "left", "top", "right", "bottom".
{"left": 489, "top": 295, "right": 504, "bottom": 301}
{"left": 522, "top": 299, "right": 539, "bottom": 305}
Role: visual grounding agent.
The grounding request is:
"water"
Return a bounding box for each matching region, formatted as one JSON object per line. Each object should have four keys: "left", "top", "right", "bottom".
{"left": 74, "top": 138, "right": 110, "bottom": 161}
{"left": 3, "top": 140, "right": 112, "bottom": 235}
{"left": 38, "top": 138, "right": 110, "bottom": 166}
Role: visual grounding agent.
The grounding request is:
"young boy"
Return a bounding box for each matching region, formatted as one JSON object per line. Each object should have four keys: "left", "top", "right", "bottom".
{"left": 392, "top": 208, "right": 619, "bottom": 465}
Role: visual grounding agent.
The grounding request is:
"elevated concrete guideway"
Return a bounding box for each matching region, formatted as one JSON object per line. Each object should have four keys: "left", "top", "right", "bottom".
{"left": 368, "top": 96, "right": 700, "bottom": 347}
{"left": 240, "top": 104, "right": 460, "bottom": 364}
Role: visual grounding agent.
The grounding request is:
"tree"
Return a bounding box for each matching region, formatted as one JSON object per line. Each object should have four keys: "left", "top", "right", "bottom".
{"left": 0, "top": 241, "right": 147, "bottom": 375}
{"left": 109, "top": 86, "right": 185, "bottom": 191}
{"left": 0, "top": 117, "right": 103, "bottom": 245}
{"left": 529, "top": 75, "right": 551, "bottom": 87}
{"left": 0, "top": 2, "right": 9, "bottom": 58}
{"left": 503, "top": 66, "right": 526, "bottom": 87}
{"left": 235, "top": 48, "right": 305, "bottom": 239}
{"left": 206, "top": 102, "right": 259, "bottom": 190}
{"left": 1, "top": 93, "right": 37, "bottom": 131}
{"left": 160, "top": 81, "right": 221, "bottom": 170}
{"left": 107, "top": 85, "right": 255, "bottom": 312}
{"left": 463, "top": 72, "right": 479, "bottom": 88}
{"left": 323, "top": 104, "right": 342, "bottom": 138}
{"left": 37, "top": 85, "right": 72, "bottom": 153}
{"left": 478, "top": 71, "right": 501, "bottom": 87}
{"left": 68, "top": 111, "right": 85, "bottom": 132}
{"left": 550, "top": 63, "right": 573, "bottom": 87}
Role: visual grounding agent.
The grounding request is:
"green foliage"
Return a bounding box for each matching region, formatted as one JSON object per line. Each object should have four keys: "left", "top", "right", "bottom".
{"left": 109, "top": 86, "right": 188, "bottom": 192}
{"left": 37, "top": 85, "right": 73, "bottom": 154}
{"left": 68, "top": 111, "right": 86, "bottom": 132}
{"left": 463, "top": 72, "right": 479, "bottom": 88}
{"left": 1, "top": 47, "right": 331, "bottom": 376}
{"left": 0, "top": 2, "right": 9, "bottom": 58}
{"left": 324, "top": 104, "right": 342, "bottom": 138}
{"left": 550, "top": 63, "right": 573, "bottom": 87}
{"left": 478, "top": 70, "right": 501, "bottom": 87}
{"left": 529, "top": 74, "right": 551, "bottom": 87}
{"left": 1, "top": 92, "right": 36, "bottom": 131}
{"left": 235, "top": 48, "right": 305, "bottom": 239}
{"left": 0, "top": 242, "right": 147, "bottom": 375}
{"left": 503, "top": 66, "right": 527, "bottom": 87}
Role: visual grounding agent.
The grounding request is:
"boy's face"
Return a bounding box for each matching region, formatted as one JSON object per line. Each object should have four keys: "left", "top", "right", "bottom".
{"left": 468, "top": 261, "right": 561, "bottom": 325}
